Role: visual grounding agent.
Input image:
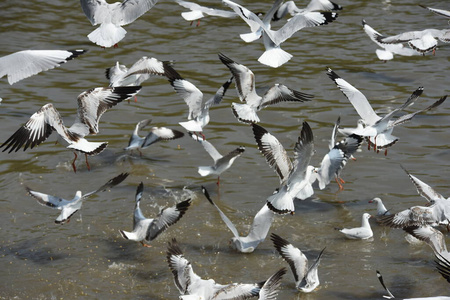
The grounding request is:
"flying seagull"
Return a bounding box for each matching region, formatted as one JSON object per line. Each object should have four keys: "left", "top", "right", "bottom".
{"left": 175, "top": 0, "right": 237, "bottom": 26}
{"left": 26, "top": 172, "right": 129, "bottom": 224}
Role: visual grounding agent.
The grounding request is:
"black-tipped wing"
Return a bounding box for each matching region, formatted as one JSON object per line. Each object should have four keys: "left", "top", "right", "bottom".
{"left": 259, "top": 268, "right": 287, "bottom": 300}
{"left": 271, "top": 233, "right": 307, "bottom": 283}
{"left": 259, "top": 84, "right": 313, "bottom": 109}
{"left": 142, "top": 127, "right": 184, "bottom": 148}
{"left": 83, "top": 172, "right": 129, "bottom": 199}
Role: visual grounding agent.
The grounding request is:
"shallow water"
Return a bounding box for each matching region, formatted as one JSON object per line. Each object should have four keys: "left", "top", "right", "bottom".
{"left": 0, "top": 0, "right": 449, "bottom": 299}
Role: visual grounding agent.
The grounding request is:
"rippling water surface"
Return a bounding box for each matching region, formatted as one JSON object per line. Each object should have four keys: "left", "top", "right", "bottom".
{"left": 1, "top": 0, "right": 449, "bottom": 299}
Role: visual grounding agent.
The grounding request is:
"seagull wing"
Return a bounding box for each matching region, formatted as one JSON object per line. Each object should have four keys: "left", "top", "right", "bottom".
{"left": 146, "top": 198, "right": 191, "bottom": 241}
{"left": 197, "top": 139, "right": 223, "bottom": 162}
{"left": 142, "top": 127, "right": 184, "bottom": 148}
{"left": 202, "top": 186, "right": 240, "bottom": 239}
{"left": 252, "top": 123, "right": 292, "bottom": 184}
{"left": 435, "top": 252, "right": 450, "bottom": 283}
{"left": 289, "top": 121, "right": 315, "bottom": 184}
{"left": 258, "top": 268, "right": 287, "bottom": 300}
{"left": 112, "top": 0, "right": 160, "bottom": 26}
{"left": 326, "top": 68, "right": 380, "bottom": 125}
{"left": 403, "top": 168, "right": 446, "bottom": 203}
{"left": 25, "top": 187, "right": 70, "bottom": 209}
{"left": 213, "top": 282, "right": 263, "bottom": 299}
{"left": 203, "top": 76, "right": 234, "bottom": 112}
{"left": 245, "top": 204, "right": 275, "bottom": 243}
{"left": 82, "top": 172, "right": 129, "bottom": 199}
{"left": 420, "top": 5, "right": 450, "bottom": 19}
{"left": 259, "top": 84, "right": 314, "bottom": 109}
{"left": 0, "top": 50, "right": 86, "bottom": 85}
{"left": 403, "top": 225, "right": 447, "bottom": 253}
{"left": 221, "top": 0, "right": 264, "bottom": 33}
{"left": 378, "top": 205, "right": 439, "bottom": 228}
{"left": 271, "top": 233, "right": 308, "bottom": 283}
{"left": 124, "top": 56, "right": 165, "bottom": 78}
{"left": 0, "top": 104, "right": 76, "bottom": 153}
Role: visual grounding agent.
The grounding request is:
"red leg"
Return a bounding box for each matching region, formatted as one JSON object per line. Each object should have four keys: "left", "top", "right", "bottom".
{"left": 200, "top": 132, "right": 206, "bottom": 140}
{"left": 196, "top": 19, "right": 201, "bottom": 27}
{"left": 216, "top": 176, "right": 220, "bottom": 186}
{"left": 335, "top": 177, "right": 344, "bottom": 191}
{"left": 384, "top": 148, "right": 388, "bottom": 156}
{"left": 140, "top": 241, "right": 152, "bottom": 248}
{"left": 85, "top": 154, "right": 91, "bottom": 171}
{"left": 72, "top": 152, "right": 78, "bottom": 173}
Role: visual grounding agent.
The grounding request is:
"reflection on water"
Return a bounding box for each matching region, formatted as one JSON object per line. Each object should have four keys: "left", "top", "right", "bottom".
{"left": 1, "top": 0, "right": 449, "bottom": 299}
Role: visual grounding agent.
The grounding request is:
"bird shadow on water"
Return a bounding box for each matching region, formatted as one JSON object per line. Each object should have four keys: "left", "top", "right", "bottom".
{"left": 1, "top": 237, "right": 66, "bottom": 265}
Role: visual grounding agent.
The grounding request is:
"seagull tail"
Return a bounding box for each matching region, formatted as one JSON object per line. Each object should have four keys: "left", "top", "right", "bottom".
{"left": 240, "top": 31, "right": 262, "bottom": 43}
{"left": 258, "top": 48, "right": 292, "bottom": 68}
{"left": 119, "top": 230, "right": 132, "bottom": 240}
{"left": 87, "top": 23, "right": 126, "bottom": 48}
{"left": 198, "top": 166, "right": 213, "bottom": 177}
{"left": 231, "top": 103, "right": 260, "bottom": 124}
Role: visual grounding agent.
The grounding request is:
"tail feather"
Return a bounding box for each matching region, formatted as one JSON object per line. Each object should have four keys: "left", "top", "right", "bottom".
{"left": 258, "top": 48, "right": 292, "bottom": 68}
{"left": 87, "top": 23, "right": 126, "bottom": 48}
{"left": 198, "top": 166, "right": 213, "bottom": 176}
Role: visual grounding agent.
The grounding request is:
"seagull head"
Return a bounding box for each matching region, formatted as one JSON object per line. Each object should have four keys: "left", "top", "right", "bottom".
{"left": 368, "top": 197, "right": 381, "bottom": 204}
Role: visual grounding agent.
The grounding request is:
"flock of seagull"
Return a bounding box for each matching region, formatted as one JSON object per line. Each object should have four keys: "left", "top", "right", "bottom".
{"left": 1, "top": 0, "right": 450, "bottom": 299}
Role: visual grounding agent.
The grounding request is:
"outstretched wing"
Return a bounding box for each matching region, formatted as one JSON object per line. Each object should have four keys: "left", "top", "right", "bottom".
{"left": 259, "top": 84, "right": 313, "bottom": 109}
{"left": 82, "top": 172, "right": 129, "bottom": 199}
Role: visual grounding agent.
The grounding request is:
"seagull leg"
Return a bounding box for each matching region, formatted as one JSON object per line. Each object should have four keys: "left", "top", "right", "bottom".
{"left": 374, "top": 136, "right": 377, "bottom": 152}
{"left": 140, "top": 241, "right": 152, "bottom": 248}
{"left": 196, "top": 19, "right": 201, "bottom": 27}
{"left": 335, "top": 177, "right": 344, "bottom": 190}
{"left": 200, "top": 132, "right": 206, "bottom": 140}
{"left": 72, "top": 152, "right": 78, "bottom": 173}
{"left": 134, "top": 95, "right": 138, "bottom": 102}
{"left": 216, "top": 176, "right": 220, "bottom": 186}
{"left": 190, "top": 21, "right": 194, "bottom": 26}
{"left": 384, "top": 148, "right": 388, "bottom": 156}
{"left": 85, "top": 154, "right": 91, "bottom": 171}
{"left": 113, "top": 43, "right": 118, "bottom": 48}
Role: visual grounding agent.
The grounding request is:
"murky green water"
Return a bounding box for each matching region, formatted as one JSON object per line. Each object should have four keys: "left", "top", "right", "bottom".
{"left": 1, "top": 0, "right": 449, "bottom": 299}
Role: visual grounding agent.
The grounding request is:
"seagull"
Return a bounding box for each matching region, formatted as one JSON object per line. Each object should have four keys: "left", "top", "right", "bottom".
{"left": 218, "top": 52, "right": 313, "bottom": 123}
{"left": 202, "top": 186, "right": 275, "bottom": 253}
{"left": 378, "top": 168, "right": 450, "bottom": 229}
{"left": 420, "top": 5, "right": 450, "bottom": 20}
{"left": 362, "top": 20, "right": 420, "bottom": 61}
{"left": 0, "top": 50, "right": 86, "bottom": 85}
{"left": 222, "top": 0, "right": 338, "bottom": 67}
{"left": 375, "top": 27, "right": 450, "bottom": 55}
{"left": 26, "top": 172, "right": 128, "bottom": 224}
{"left": 166, "top": 238, "right": 264, "bottom": 299}
{"left": 80, "top": 0, "right": 160, "bottom": 48}
{"left": 309, "top": 117, "right": 363, "bottom": 190}
{"left": 175, "top": 0, "right": 237, "bottom": 26}
{"left": 271, "top": 233, "right": 325, "bottom": 293}
{"left": 335, "top": 213, "right": 373, "bottom": 239}
{"left": 124, "top": 119, "right": 184, "bottom": 156}
{"left": 258, "top": 268, "right": 287, "bottom": 300}
{"left": 164, "top": 62, "right": 233, "bottom": 138}
{"left": 273, "top": 0, "right": 342, "bottom": 21}
{"left": 326, "top": 67, "right": 447, "bottom": 154}
{"left": 252, "top": 122, "right": 315, "bottom": 214}
{"left": 120, "top": 182, "right": 191, "bottom": 247}
{"left": 369, "top": 197, "right": 391, "bottom": 216}
{"left": 106, "top": 56, "right": 165, "bottom": 96}
{"left": 0, "top": 86, "right": 141, "bottom": 172}
{"left": 191, "top": 134, "right": 245, "bottom": 185}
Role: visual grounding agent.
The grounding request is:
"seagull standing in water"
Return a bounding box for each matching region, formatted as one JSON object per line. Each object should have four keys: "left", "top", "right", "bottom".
{"left": 166, "top": 238, "right": 264, "bottom": 299}
{"left": 124, "top": 119, "right": 184, "bottom": 156}
{"left": 219, "top": 52, "right": 313, "bottom": 123}
{"left": 0, "top": 50, "right": 87, "bottom": 85}
{"left": 271, "top": 233, "right": 325, "bottom": 293}
{"left": 202, "top": 186, "right": 275, "bottom": 253}
{"left": 80, "top": 0, "right": 160, "bottom": 48}
{"left": 0, "top": 86, "right": 141, "bottom": 172}
{"left": 164, "top": 62, "right": 233, "bottom": 139}
{"left": 252, "top": 122, "right": 315, "bottom": 214}
{"left": 120, "top": 182, "right": 191, "bottom": 247}
{"left": 26, "top": 173, "right": 128, "bottom": 224}
{"left": 335, "top": 213, "right": 373, "bottom": 239}
{"left": 326, "top": 67, "right": 447, "bottom": 154}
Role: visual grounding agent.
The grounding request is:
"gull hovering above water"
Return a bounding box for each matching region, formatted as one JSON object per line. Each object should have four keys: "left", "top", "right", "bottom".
{"left": 175, "top": 0, "right": 237, "bottom": 26}
{"left": 0, "top": 86, "right": 141, "bottom": 172}
{"left": 271, "top": 233, "right": 325, "bottom": 293}
{"left": 326, "top": 67, "right": 447, "bottom": 154}
{"left": 0, "top": 50, "right": 87, "bottom": 85}
{"left": 124, "top": 119, "right": 184, "bottom": 156}
{"left": 26, "top": 172, "right": 128, "bottom": 224}
{"left": 219, "top": 52, "right": 313, "bottom": 123}
{"left": 202, "top": 186, "right": 275, "bottom": 253}
{"left": 119, "top": 182, "right": 191, "bottom": 247}
{"left": 166, "top": 238, "right": 264, "bottom": 299}
{"left": 252, "top": 122, "right": 315, "bottom": 214}
{"left": 273, "top": 0, "right": 342, "bottom": 21}
{"left": 80, "top": 0, "right": 160, "bottom": 48}
{"left": 164, "top": 62, "right": 233, "bottom": 138}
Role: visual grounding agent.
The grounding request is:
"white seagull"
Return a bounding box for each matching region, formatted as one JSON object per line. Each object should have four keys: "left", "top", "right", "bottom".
{"left": 26, "top": 172, "right": 128, "bottom": 224}
{"left": 124, "top": 119, "right": 184, "bottom": 156}
{"left": 175, "top": 0, "right": 237, "bottom": 26}
{"left": 326, "top": 67, "right": 447, "bottom": 154}
{"left": 369, "top": 197, "right": 391, "bottom": 216}
{"left": 191, "top": 134, "right": 245, "bottom": 185}
{"left": 166, "top": 238, "right": 264, "bottom": 299}
{"left": 222, "top": 0, "right": 338, "bottom": 67}
{"left": 309, "top": 117, "right": 363, "bottom": 190}
{"left": 273, "top": 0, "right": 342, "bottom": 21}
{"left": 378, "top": 168, "right": 450, "bottom": 229}
{"left": 362, "top": 20, "right": 420, "bottom": 61}
{"left": 375, "top": 27, "right": 450, "bottom": 55}
{"left": 202, "top": 186, "right": 275, "bottom": 253}
{"left": 106, "top": 56, "right": 165, "bottom": 87}
{"left": 164, "top": 62, "right": 233, "bottom": 138}
{"left": 252, "top": 122, "right": 315, "bottom": 214}
{"left": 80, "top": 0, "right": 160, "bottom": 48}
{"left": 219, "top": 52, "right": 313, "bottom": 123}
{"left": 120, "top": 182, "right": 191, "bottom": 247}
{"left": 335, "top": 213, "right": 373, "bottom": 239}
{"left": 0, "top": 86, "right": 141, "bottom": 172}
{"left": 0, "top": 50, "right": 86, "bottom": 85}
{"left": 258, "top": 268, "right": 287, "bottom": 300}
{"left": 271, "top": 233, "right": 325, "bottom": 293}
